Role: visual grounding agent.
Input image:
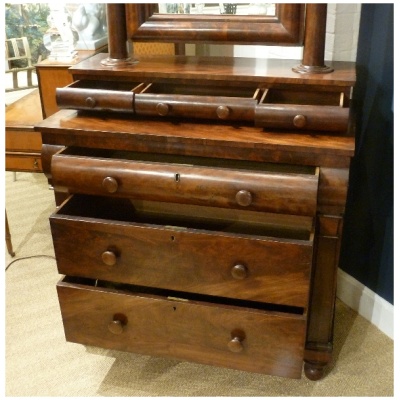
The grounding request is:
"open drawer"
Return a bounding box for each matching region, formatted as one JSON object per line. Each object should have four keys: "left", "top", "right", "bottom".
{"left": 56, "top": 80, "right": 146, "bottom": 112}
{"left": 57, "top": 275, "right": 307, "bottom": 378}
{"left": 51, "top": 147, "right": 320, "bottom": 216}
{"left": 55, "top": 80, "right": 350, "bottom": 132}
{"left": 255, "top": 88, "right": 350, "bottom": 132}
{"left": 56, "top": 79, "right": 259, "bottom": 121}
{"left": 51, "top": 194, "right": 314, "bottom": 308}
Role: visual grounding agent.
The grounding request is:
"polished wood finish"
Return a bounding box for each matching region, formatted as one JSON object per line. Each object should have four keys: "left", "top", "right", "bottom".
{"left": 293, "top": 4, "right": 333, "bottom": 74}
{"left": 51, "top": 148, "right": 319, "bottom": 216}
{"left": 5, "top": 89, "right": 43, "bottom": 173}
{"left": 67, "top": 54, "right": 355, "bottom": 85}
{"left": 57, "top": 276, "right": 308, "bottom": 378}
{"left": 51, "top": 195, "right": 314, "bottom": 307}
{"left": 125, "top": 4, "right": 305, "bottom": 46}
{"left": 37, "top": 23, "right": 356, "bottom": 379}
{"left": 36, "top": 48, "right": 108, "bottom": 118}
{"left": 105, "top": 3, "right": 331, "bottom": 72}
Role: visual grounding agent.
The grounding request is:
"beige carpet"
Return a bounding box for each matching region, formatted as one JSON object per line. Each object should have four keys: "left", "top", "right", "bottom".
{"left": 5, "top": 171, "right": 394, "bottom": 397}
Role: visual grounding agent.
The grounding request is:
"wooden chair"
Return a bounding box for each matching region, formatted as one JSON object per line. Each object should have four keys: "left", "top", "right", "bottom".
{"left": 5, "top": 37, "right": 39, "bottom": 92}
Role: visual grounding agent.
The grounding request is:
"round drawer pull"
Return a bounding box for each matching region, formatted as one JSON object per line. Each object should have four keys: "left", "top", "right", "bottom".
{"left": 108, "top": 314, "right": 127, "bottom": 335}
{"left": 228, "top": 336, "right": 244, "bottom": 353}
{"left": 216, "top": 105, "right": 230, "bottom": 119}
{"left": 102, "top": 177, "right": 118, "bottom": 193}
{"left": 102, "top": 250, "right": 117, "bottom": 266}
{"left": 231, "top": 264, "right": 248, "bottom": 280}
{"left": 293, "top": 114, "right": 307, "bottom": 128}
{"left": 235, "top": 190, "right": 252, "bottom": 207}
{"left": 156, "top": 102, "right": 170, "bottom": 116}
{"left": 85, "top": 96, "right": 97, "bottom": 108}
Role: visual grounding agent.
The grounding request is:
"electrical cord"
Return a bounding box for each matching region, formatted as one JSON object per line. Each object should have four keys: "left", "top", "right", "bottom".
{"left": 5, "top": 255, "right": 56, "bottom": 272}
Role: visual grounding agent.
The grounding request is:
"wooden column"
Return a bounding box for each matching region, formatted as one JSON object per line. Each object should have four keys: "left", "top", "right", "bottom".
{"left": 101, "top": 4, "right": 137, "bottom": 66}
{"left": 293, "top": 4, "right": 333, "bottom": 74}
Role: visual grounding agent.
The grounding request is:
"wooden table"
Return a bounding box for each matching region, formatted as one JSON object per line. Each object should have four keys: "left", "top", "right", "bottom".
{"left": 5, "top": 89, "right": 43, "bottom": 174}
{"left": 5, "top": 88, "right": 44, "bottom": 257}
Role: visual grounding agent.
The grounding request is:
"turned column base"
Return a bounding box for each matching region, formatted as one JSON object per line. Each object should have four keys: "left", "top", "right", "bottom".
{"left": 100, "top": 57, "right": 139, "bottom": 67}
{"left": 304, "top": 343, "right": 333, "bottom": 380}
{"left": 292, "top": 64, "right": 334, "bottom": 74}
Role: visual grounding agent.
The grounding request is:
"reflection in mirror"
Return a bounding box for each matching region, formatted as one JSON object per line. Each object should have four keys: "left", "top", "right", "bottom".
{"left": 158, "top": 3, "right": 276, "bottom": 16}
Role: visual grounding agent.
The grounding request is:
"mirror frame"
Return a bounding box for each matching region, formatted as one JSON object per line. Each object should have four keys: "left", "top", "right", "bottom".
{"left": 125, "top": 3, "right": 305, "bottom": 45}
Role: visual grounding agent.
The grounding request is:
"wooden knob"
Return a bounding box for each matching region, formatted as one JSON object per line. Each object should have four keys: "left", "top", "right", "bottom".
{"left": 231, "top": 264, "right": 248, "bottom": 280}
{"left": 156, "top": 102, "right": 169, "bottom": 116}
{"left": 235, "top": 190, "right": 252, "bottom": 207}
{"left": 85, "top": 97, "right": 96, "bottom": 108}
{"left": 293, "top": 114, "right": 307, "bottom": 128}
{"left": 216, "top": 105, "right": 230, "bottom": 119}
{"left": 102, "top": 177, "right": 118, "bottom": 193}
{"left": 108, "top": 314, "right": 127, "bottom": 335}
{"left": 228, "top": 336, "right": 243, "bottom": 353}
{"left": 102, "top": 250, "right": 117, "bottom": 266}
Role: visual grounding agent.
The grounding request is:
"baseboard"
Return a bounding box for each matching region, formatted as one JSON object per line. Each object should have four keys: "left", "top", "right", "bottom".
{"left": 336, "top": 268, "right": 393, "bottom": 339}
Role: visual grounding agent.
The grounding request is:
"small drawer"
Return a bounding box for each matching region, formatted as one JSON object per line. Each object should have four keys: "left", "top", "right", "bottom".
{"left": 57, "top": 275, "right": 307, "bottom": 378}
{"left": 255, "top": 89, "right": 350, "bottom": 132}
{"left": 51, "top": 194, "right": 314, "bottom": 308}
{"left": 135, "top": 82, "right": 259, "bottom": 121}
{"left": 6, "top": 152, "right": 42, "bottom": 172}
{"left": 56, "top": 80, "right": 145, "bottom": 113}
{"left": 51, "top": 148, "right": 319, "bottom": 216}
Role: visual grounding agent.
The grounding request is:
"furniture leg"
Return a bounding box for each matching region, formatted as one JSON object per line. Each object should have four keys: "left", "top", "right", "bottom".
{"left": 5, "top": 211, "right": 15, "bottom": 257}
{"left": 304, "top": 215, "right": 343, "bottom": 379}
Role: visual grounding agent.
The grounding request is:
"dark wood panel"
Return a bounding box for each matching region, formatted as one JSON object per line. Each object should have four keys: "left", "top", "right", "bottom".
{"left": 67, "top": 54, "right": 356, "bottom": 87}
{"left": 51, "top": 195, "right": 314, "bottom": 307}
{"left": 57, "top": 276, "right": 307, "bottom": 378}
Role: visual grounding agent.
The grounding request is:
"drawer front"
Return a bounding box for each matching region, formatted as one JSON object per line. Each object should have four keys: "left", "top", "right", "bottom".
{"left": 5, "top": 130, "right": 42, "bottom": 152}
{"left": 6, "top": 153, "right": 43, "bottom": 172}
{"left": 57, "top": 276, "right": 307, "bottom": 379}
{"left": 255, "top": 104, "right": 349, "bottom": 132}
{"left": 56, "top": 87, "right": 134, "bottom": 113}
{"left": 51, "top": 195, "right": 313, "bottom": 308}
{"left": 135, "top": 94, "right": 256, "bottom": 121}
{"left": 51, "top": 150, "right": 319, "bottom": 216}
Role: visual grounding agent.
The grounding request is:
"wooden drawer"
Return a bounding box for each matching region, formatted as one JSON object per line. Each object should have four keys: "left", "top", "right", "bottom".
{"left": 56, "top": 80, "right": 259, "bottom": 121}
{"left": 56, "top": 80, "right": 144, "bottom": 112}
{"left": 6, "top": 152, "right": 43, "bottom": 172}
{"left": 5, "top": 130, "right": 42, "bottom": 152}
{"left": 135, "top": 82, "right": 258, "bottom": 121}
{"left": 51, "top": 195, "right": 314, "bottom": 308}
{"left": 51, "top": 148, "right": 319, "bottom": 216}
{"left": 55, "top": 80, "right": 350, "bottom": 131}
{"left": 255, "top": 89, "right": 349, "bottom": 132}
{"left": 57, "top": 275, "right": 307, "bottom": 378}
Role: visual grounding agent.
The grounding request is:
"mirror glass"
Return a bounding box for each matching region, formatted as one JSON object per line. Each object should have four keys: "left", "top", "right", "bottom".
{"left": 158, "top": 3, "right": 276, "bottom": 16}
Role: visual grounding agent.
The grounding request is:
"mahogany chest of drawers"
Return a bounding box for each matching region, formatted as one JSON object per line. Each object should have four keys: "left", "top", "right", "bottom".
{"left": 36, "top": 54, "right": 355, "bottom": 380}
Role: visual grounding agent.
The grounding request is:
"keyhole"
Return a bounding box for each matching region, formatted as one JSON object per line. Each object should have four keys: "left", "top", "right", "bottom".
{"left": 171, "top": 235, "right": 175, "bottom": 241}
{"left": 175, "top": 173, "right": 180, "bottom": 182}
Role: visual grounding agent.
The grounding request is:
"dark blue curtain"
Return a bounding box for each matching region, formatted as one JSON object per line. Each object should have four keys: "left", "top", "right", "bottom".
{"left": 340, "top": 4, "right": 393, "bottom": 304}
